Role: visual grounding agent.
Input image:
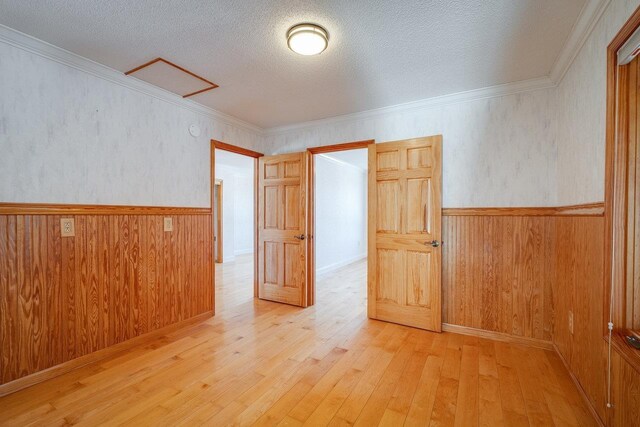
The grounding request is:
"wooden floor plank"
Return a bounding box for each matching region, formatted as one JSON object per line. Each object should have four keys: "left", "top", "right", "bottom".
{"left": 477, "top": 338, "right": 505, "bottom": 427}
{"left": 0, "top": 255, "right": 596, "bottom": 426}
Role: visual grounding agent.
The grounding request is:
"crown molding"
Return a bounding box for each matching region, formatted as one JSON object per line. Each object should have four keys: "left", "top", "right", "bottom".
{"left": 264, "top": 0, "right": 609, "bottom": 136}
{"left": 265, "top": 75, "right": 555, "bottom": 135}
{"left": 0, "top": 24, "right": 264, "bottom": 135}
{"left": 549, "top": 0, "right": 611, "bottom": 84}
{"left": 1, "top": 0, "right": 610, "bottom": 140}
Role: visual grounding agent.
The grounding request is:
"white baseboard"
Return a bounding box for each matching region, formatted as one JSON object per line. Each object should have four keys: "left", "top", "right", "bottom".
{"left": 316, "top": 253, "right": 367, "bottom": 276}
{"left": 234, "top": 248, "right": 254, "bottom": 256}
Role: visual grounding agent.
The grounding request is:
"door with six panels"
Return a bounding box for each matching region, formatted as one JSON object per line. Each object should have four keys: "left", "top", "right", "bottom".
{"left": 258, "top": 152, "right": 309, "bottom": 307}
{"left": 368, "top": 136, "right": 443, "bottom": 331}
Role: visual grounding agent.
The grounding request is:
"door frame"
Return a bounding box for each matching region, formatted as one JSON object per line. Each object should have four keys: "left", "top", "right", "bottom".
{"left": 213, "top": 179, "right": 223, "bottom": 263}
{"left": 210, "top": 140, "right": 264, "bottom": 298}
{"left": 306, "top": 139, "right": 375, "bottom": 306}
{"left": 604, "top": 4, "right": 640, "bottom": 335}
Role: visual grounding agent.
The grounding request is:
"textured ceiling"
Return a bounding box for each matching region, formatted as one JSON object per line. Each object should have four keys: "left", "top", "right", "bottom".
{"left": 0, "top": 0, "right": 586, "bottom": 128}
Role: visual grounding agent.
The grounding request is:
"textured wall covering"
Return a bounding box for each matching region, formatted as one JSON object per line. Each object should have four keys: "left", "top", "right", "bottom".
{"left": 556, "top": 0, "right": 640, "bottom": 204}
{"left": 4, "top": 0, "right": 637, "bottom": 209}
{"left": 265, "top": 89, "right": 558, "bottom": 208}
{"left": 0, "top": 42, "right": 262, "bottom": 207}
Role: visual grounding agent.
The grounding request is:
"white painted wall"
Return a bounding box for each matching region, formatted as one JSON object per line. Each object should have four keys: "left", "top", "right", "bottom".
{"left": 0, "top": 38, "right": 262, "bottom": 207}
{"left": 555, "top": 0, "right": 640, "bottom": 205}
{"left": 233, "top": 173, "right": 254, "bottom": 255}
{"left": 264, "top": 88, "right": 558, "bottom": 208}
{"left": 315, "top": 154, "right": 367, "bottom": 275}
{"left": 215, "top": 156, "right": 253, "bottom": 262}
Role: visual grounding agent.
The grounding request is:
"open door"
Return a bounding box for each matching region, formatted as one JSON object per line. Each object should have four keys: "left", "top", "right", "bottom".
{"left": 368, "top": 136, "right": 443, "bottom": 331}
{"left": 258, "top": 152, "right": 310, "bottom": 307}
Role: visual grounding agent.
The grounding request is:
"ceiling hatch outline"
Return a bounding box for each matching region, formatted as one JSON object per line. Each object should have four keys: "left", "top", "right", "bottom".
{"left": 124, "top": 57, "right": 219, "bottom": 98}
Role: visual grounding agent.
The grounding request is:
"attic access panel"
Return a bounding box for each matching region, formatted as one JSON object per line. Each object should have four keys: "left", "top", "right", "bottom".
{"left": 125, "top": 58, "right": 218, "bottom": 98}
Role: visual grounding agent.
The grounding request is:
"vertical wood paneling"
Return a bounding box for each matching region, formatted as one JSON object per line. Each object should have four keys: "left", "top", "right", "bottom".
{"left": 183, "top": 215, "right": 191, "bottom": 321}
{"left": 542, "top": 218, "right": 555, "bottom": 342}
{"left": 0, "top": 216, "right": 13, "bottom": 383}
{"left": 6, "top": 216, "right": 18, "bottom": 381}
{"left": 138, "top": 216, "right": 148, "bottom": 335}
{"left": 553, "top": 216, "right": 607, "bottom": 420}
{"left": 171, "top": 216, "right": 178, "bottom": 325}
{"left": 481, "top": 216, "right": 500, "bottom": 333}
{"left": 108, "top": 215, "right": 120, "bottom": 347}
{"left": 86, "top": 216, "right": 99, "bottom": 354}
{"left": 98, "top": 216, "right": 110, "bottom": 350}
{"left": 0, "top": 213, "right": 213, "bottom": 386}
{"left": 46, "top": 216, "right": 62, "bottom": 366}
{"left": 161, "top": 217, "right": 169, "bottom": 328}
{"left": 17, "top": 216, "right": 32, "bottom": 377}
{"left": 497, "top": 216, "right": 512, "bottom": 335}
{"left": 175, "top": 215, "right": 184, "bottom": 322}
{"left": 130, "top": 215, "right": 142, "bottom": 336}
{"left": 75, "top": 216, "right": 88, "bottom": 357}
{"left": 120, "top": 215, "right": 131, "bottom": 342}
{"left": 148, "top": 216, "right": 161, "bottom": 331}
{"left": 442, "top": 215, "right": 555, "bottom": 341}
{"left": 204, "top": 215, "right": 212, "bottom": 312}
{"left": 62, "top": 216, "right": 75, "bottom": 360}
{"left": 195, "top": 215, "right": 203, "bottom": 317}
{"left": 612, "top": 350, "right": 640, "bottom": 426}
{"left": 30, "top": 216, "right": 46, "bottom": 372}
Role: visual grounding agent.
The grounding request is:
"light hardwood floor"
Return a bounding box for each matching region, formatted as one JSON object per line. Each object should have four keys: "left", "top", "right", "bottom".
{"left": 214, "top": 254, "right": 256, "bottom": 313}
{"left": 0, "top": 255, "right": 595, "bottom": 426}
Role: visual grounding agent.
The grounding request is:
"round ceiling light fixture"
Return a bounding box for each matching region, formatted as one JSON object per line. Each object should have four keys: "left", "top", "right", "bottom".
{"left": 287, "top": 23, "right": 329, "bottom": 56}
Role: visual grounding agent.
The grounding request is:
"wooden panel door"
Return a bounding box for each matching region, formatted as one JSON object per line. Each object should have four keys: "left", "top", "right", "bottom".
{"left": 368, "top": 136, "right": 443, "bottom": 331}
{"left": 258, "top": 152, "right": 309, "bottom": 306}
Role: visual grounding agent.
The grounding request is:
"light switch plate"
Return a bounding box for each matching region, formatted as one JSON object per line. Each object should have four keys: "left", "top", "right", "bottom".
{"left": 164, "top": 217, "right": 173, "bottom": 232}
{"left": 61, "top": 218, "right": 75, "bottom": 237}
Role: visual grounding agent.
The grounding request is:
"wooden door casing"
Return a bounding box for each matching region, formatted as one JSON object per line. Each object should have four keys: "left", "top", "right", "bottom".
{"left": 368, "top": 136, "right": 443, "bottom": 331}
{"left": 258, "top": 152, "right": 309, "bottom": 307}
{"left": 213, "top": 180, "right": 223, "bottom": 263}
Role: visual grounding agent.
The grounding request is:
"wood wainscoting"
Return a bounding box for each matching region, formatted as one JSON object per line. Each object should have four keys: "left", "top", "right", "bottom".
{"left": 551, "top": 213, "right": 640, "bottom": 426}
{"left": 442, "top": 204, "right": 604, "bottom": 346}
{"left": 0, "top": 207, "right": 213, "bottom": 390}
{"left": 0, "top": 200, "right": 616, "bottom": 418}
{"left": 553, "top": 215, "right": 607, "bottom": 422}
{"left": 442, "top": 215, "right": 555, "bottom": 343}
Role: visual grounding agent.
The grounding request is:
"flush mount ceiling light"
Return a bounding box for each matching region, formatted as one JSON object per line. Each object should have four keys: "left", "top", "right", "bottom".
{"left": 287, "top": 23, "right": 329, "bottom": 56}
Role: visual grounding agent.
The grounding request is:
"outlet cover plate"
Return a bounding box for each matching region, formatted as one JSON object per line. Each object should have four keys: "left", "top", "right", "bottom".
{"left": 61, "top": 218, "right": 75, "bottom": 237}
{"left": 164, "top": 217, "right": 173, "bottom": 232}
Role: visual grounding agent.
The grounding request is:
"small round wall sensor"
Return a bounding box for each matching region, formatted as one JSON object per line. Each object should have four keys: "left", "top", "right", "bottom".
{"left": 189, "top": 124, "right": 201, "bottom": 137}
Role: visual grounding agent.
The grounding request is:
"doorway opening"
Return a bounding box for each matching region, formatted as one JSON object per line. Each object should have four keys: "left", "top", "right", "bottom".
{"left": 308, "top": 140, "right": 373, "bottom": 309}
{"left": 211, "top": 140, "right": 263, "bottom": 313}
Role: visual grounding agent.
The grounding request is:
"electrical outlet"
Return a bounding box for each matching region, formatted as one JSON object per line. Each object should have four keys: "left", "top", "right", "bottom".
{"left": 568, "top": 310, "right": 574, "bottom": 334}
{"left": 60, "top": 218, "right": 75, "bottom": 237}
{"left": 163, "top": 217, "right": 173, "bottom": 232}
